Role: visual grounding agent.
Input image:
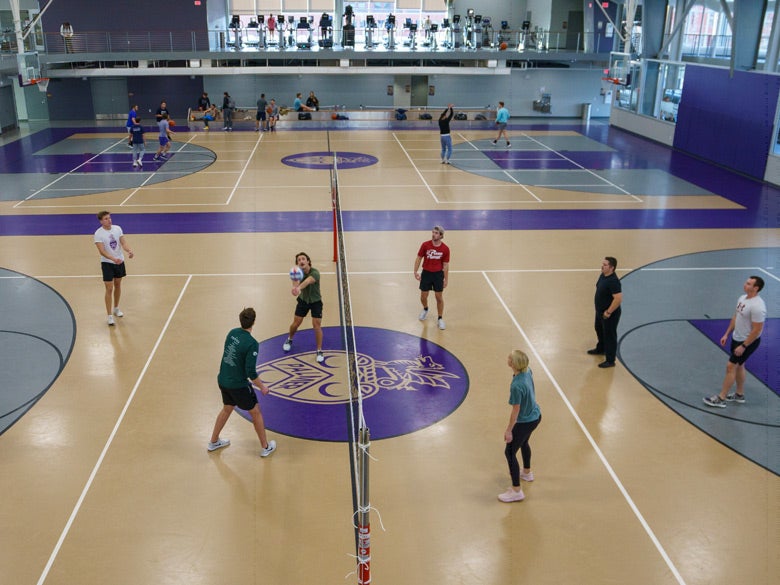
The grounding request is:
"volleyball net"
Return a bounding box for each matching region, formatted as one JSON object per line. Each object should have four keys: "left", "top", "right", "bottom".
{"left": 330, "top": 145, "right": 371, "bottom": 585}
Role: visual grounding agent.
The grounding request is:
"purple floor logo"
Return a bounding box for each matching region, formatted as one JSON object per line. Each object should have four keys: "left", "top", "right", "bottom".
{"left": 239, "top": 326, "right": 469, "bottom": 441}
{"left": 281, "top": 151, "right": 378, "bottom": 170}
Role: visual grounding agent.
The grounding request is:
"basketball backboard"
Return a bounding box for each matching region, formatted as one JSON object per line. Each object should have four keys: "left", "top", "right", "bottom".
{"left": 17, "top": 51, "right": 41, "bottom": 86}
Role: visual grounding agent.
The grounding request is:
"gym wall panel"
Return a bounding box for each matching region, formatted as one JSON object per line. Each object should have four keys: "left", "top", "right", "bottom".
{"left": 674, "top": 65, "right": 780, "bottom": 180}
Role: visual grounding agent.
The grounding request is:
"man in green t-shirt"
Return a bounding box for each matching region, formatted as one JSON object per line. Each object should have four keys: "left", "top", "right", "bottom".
{"left": 283, "top": 252, "right": 324, "bottom": 363}
{"left": 208, "top": 307, "right": 277, "bottom": 457}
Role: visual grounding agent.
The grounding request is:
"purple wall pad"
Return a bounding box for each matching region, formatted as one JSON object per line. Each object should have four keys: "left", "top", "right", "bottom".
{"left": 675, "top": 66, "right": 780, "bottom": 179}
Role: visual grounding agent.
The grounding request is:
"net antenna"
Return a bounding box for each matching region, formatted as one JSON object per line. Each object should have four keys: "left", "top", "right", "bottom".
{"left": 329, "top": 137, "right": 371, "bottom": 585}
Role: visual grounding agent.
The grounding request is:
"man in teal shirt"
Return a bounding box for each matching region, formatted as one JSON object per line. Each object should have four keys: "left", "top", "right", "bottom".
{"left": 283, "top": 252, "right": 324, "bottom": 363}
{"left": 492, "top": 100, "right": 511, "bottom": 147}
{"left": 208, "top": 307, "right": 277, "bottom": 457}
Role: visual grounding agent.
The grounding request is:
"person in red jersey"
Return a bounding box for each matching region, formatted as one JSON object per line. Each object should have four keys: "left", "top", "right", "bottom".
{"left": 413, "top": 225, "right": 450, "bottom": 330}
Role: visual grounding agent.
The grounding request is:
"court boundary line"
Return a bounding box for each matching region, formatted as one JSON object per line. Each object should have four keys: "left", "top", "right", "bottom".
{"left": 6, "top": 265, "right": 778, "bottom": 281}
{"left": 517, "top": 132, "right": 644, "bottom": 202}
{"left": 35, "top": 275, "right": 193, "bottom": 585}
{"left": 120, "top": 134, "right": 201, "bottom": 206}
{"left": 482, "top": 271, "right": 687, "bottom": 585}
{"left": 13, "top": 137, "right": 128, "bottom": 209}
{"left": 391, "top": 131, "right": 440, "bottom": 203}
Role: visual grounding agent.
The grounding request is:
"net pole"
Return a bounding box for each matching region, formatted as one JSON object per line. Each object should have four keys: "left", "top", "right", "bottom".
{"left": 357, "top": 426, "right": 371, "bottom": 584}
{"left": 332, "top": 178, "right": 338, "bottom": 263}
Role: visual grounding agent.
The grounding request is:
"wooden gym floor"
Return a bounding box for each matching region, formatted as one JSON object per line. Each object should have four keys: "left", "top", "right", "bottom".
{"left": 0, "top": 120, "right": 777, "bottom": 585}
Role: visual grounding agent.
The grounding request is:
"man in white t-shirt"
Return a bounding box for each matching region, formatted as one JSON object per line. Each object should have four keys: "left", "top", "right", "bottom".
{"left": 94, "top": 211, "right": 134, "bottom": 326}
{"left": 704, "top": 275, "right": 767, "bottom": 407}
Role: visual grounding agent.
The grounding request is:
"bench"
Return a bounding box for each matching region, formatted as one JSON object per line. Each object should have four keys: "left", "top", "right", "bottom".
{"left": 186, "top": 105, "right": 496, "bottom": 127}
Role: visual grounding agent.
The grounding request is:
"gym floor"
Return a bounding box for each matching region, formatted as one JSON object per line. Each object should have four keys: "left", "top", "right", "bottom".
{"left": 0, "top": 118, "right": 777, "bottom": 585}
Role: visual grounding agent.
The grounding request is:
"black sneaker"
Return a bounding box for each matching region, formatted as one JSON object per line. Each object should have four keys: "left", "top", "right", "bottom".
{"left": 725, "top": 393, "right": 746, "bottom": 404}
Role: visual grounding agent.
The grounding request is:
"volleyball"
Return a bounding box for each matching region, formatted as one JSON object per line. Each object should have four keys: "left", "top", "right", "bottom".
{"left": 289, "top": 266, "right": 304, "bottom": 281}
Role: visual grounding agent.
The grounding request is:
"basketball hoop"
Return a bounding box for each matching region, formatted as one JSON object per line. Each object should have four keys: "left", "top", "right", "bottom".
{"left": 31, "top": 78, "right": 50, "bottom": 93}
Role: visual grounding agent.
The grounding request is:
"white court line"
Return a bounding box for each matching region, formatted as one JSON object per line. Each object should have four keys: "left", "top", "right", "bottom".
{"left": 225, "top": 132, "right": 265, "bottom": 205}
{"left": 10, "top": 265, "right": 778, "bottom": 281}
{"left": 120, "top": 135, "right": 201, "bottom": 206}
{"left": 35, "top": 275, "right": 193, "bottom": 585}
{"left": 518, "top": 132, "right": 643, "bottom": 202}
{"left": 392, "top": 132, "right": 440, "bottom": 203}
{"left": 482, "top": 271, "right": 687, "bottom": 585}
{"left": 13, "top": 137, "right": 129, "bottom": 209}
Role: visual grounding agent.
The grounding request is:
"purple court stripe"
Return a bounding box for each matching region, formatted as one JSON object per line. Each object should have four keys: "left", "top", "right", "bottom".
{"left": 1, "top": 207, "right": 774, "bottom": 237}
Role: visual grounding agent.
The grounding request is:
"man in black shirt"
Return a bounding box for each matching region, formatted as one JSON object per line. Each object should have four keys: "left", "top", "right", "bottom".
{"left": 587, "top": 256, "right": 623, "bottom": 368}
{"left": 438, "top": 104, "right": 454, "bottom": 164}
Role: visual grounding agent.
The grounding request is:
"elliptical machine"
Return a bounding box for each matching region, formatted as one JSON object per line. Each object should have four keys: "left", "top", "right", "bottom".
{"left": 286, "top": 15, "right": 295, "bottom": 48}
{"left": 318, "top": 13, "right": 333, "bottom": 48}
{"left": 342, "top": 4, "right": 355, "bottom": 48}
{"left": 451, "top": 14, "right": 461, "bottom": 49}
{"left": 384, "top": 13, "right": 396, "bottom": 49}
{"left": 365, "top": 14, "right": 378, "bottom": 49}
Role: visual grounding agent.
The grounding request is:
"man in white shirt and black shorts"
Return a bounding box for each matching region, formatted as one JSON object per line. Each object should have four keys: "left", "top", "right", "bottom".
{"left": 704, "top": 275, "right": 767, "bottom": 407}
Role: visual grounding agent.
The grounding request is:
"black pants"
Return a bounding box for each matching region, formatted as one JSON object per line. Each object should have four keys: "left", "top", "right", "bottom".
{"left": 504, "top": 415, "right": 541, "bottom": 487}
{"left": 594, "top": 307, "right": 621, "bottom": 362}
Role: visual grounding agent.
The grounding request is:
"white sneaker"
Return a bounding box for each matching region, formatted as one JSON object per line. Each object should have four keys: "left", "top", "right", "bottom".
{"left": 519, "top": 470, "right": 534, "bottom": 482}
{"left": 283, "top": 339, "right": 292, "bottom": 352}
{"left": 207, "top": 438, "right": 230, "bottom": 452}
{"left": 316, "top": 351, "right": 324, "bottom": 363}
{"left": 261, "top": 440, "right": 277, "bottom": 457}
{"left": 132, "top": 161, "right": 138, "bottom": 167}
{"left": 107, "top": 315, "right": 115, "bottom": 326}
{"left": 137, "top": 160, "right": 142, "bottom": 167}
{"left": 498, "top": 488, "right": 525, "bottom": 503}
{"left": 113, "top": 307, "right": 124, "bottom": 317}
{"left": 438, "top": 318, "right": 446, "bottom": 330}
{"left": 418, "top": 309, "right": 429, "bottom": 321}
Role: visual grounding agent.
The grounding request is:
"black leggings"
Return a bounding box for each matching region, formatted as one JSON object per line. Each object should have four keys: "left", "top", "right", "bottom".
{"left": 504, "top": 415, "right": 541, "bottom": 487}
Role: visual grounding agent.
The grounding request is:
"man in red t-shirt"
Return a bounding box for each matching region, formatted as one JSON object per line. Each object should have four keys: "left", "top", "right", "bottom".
{"left": 413, "top": 225, "right": 450, "bottom": 330}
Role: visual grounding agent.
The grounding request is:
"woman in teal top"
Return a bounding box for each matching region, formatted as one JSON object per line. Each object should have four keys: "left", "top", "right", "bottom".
{"left": 499, "top": 349, "right": 542, "bottom": 503}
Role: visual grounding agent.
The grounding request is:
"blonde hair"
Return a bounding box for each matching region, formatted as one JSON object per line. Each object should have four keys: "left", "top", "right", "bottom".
{"left": 509, "top": 350, "right": 529, "bottom": 373}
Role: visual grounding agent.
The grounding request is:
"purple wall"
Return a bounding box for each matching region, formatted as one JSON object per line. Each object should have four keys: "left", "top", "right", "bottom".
{"left": 674, "top": 66, "right": 780, "bottom": 179}
{"left": 40, "top": 0, "right": 209, "bottom": 34}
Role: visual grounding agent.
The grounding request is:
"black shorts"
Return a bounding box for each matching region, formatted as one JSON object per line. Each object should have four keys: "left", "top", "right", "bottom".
{"left": 101, "top": 261, "right": 127, "bottom": 282}
{"left": 728, "top": 337, "right": 761, "bottom": 365}
{"left": 295, "top": 299, "right": 323, "bottom": 319}
{"left": 256, "top": 111, "right": 266, "bottom": 121}
{"left": 419, "top": 270, "right": 444, "bottom": 292}
{"left": 219, "top": 382, "right": 259, "bottom": 410}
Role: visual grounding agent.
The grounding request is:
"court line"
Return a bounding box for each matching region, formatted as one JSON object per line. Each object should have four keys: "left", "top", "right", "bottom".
{"left": 225, "top": 133, "right": 265, "bottom": 205}
{"left": 14, "top": 265, "right": 778, "bottom": 281}
{"left": 391, "top": 132, "right": 440, "bottom": 203}
{"left": 35, "top": 275, "right": 192, "bottom": 585}
{"left": 518, "top": 132, "right": 643, "bottom": 202}
{"left": 482, "top": 271, "right": 687, "bottom": 585}
{"left": 119, "top": 135, "right": 203, "bottom": 205}
{"left": 13, "top": 137, "right": 129, "bottom": 209}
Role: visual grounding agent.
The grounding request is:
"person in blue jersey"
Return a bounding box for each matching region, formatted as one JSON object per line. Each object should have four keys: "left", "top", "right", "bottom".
{"left": 125, "top": 104, "right": 139, "bottom": 147}
{"left": 492, "top": 100, "right": 510, "bottom": 147}
{"left": 499, "top": 350, "right": 542, "bottom": 503}
{"left": 208, "top": 307, "right": 277, "bottom": 457}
